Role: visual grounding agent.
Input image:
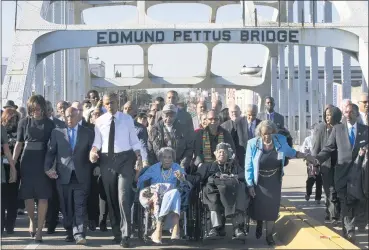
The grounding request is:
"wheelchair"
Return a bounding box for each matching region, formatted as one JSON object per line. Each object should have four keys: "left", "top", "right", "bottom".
{"left": 194, "top": 180, "right": 250, "bottom": 244}
{"left": 130, "top": 174, "right": 196, "bottom": 244}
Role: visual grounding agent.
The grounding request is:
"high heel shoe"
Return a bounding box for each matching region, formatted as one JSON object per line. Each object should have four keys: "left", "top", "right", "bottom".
{"left": 29, "top": 231, "right": 36, "bottom": 238}
{"left": 34, "top": 232, "right": 43, "bottom": 243}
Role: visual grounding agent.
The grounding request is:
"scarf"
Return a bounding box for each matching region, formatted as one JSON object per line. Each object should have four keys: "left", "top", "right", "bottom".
{"left": 163, "top": 125, "right": 176, "bottom": 149}
{"left": 202, "top": 128, "right": 224, "bottom": 163}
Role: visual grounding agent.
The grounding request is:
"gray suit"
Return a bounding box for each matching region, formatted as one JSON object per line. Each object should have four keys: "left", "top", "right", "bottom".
{"left": 316, "top": 122, "right": 369, "bottom": 236}
{"left": 44, "top": 125, "right": 94, "bottom": 238}
{"left": 257, "top": 111, "right": 284, "bottom": 129}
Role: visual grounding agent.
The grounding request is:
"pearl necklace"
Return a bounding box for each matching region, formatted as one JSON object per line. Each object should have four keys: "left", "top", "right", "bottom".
{"left": 161, "top": 168, "right": 172, "bottom": 181}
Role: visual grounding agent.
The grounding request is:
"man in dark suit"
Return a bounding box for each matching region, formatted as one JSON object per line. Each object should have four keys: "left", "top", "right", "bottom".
{"left": 44, "top": 107, "right": 95, "bottom": 244}
{"left": 155, "top": 90, "right": 194, "bottom": 135}
{"left": 311, "top": 105, "right": 342, "bottom": 223}
{"left": 221, "top": 104, "right": 247, "bottom": 167}
{"left": 257, "top": 96, "right": 284, "bottom": 129}
{"left": 71, "top": 101, "right": 100, "bottom": 231}
{"left": 309, "top": 103, "right": 369, "bottom": 242}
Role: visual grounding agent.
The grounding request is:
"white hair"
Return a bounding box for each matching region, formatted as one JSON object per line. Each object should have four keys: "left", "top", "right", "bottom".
{"left": 157, "top": 147, "right": 176, "bottom": 161}
{"left": 254, "top": 120, "right": 278, "bottom": 137}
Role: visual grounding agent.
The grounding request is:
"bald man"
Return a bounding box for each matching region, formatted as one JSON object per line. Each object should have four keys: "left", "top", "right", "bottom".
{"left": 221, "top": 105, "right": 248, "bottom": 167}
{"left": 193, "top": 101, "right": 207, "bottom": 129}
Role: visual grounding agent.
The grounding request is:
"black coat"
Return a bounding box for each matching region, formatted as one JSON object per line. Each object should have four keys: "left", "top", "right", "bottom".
{"left": 197, "top": 161, "right": 248, "bottom": 217}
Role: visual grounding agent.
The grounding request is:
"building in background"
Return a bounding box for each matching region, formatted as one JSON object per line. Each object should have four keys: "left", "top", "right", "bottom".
{"left": 90, "top": 61, "right": 106, "bottom": 78}
{"left": 1, "top": 57, "right": 8, "bottom": 84}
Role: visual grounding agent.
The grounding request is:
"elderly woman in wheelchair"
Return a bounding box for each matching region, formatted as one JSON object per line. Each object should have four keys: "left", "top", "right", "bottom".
{"left": 137, "top": 147, "right": 192, "bottom": 244}
{"left": 196, "top": 142, "right": 249, "bottom": 240}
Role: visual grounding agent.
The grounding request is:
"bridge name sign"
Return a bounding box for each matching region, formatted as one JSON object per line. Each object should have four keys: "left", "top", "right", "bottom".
{"left": 96, "top": 29, "right": 300, "bottom": 45}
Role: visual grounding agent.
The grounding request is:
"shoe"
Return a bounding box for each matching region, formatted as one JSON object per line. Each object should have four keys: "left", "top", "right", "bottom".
{"left": 218, "top": 226, "right": 226, "bottom": 237}
{"left": 324, "top": 215, "right": 330, "bottom": 222}
{"left": 99, "top": 221, "right": 108, "bottom": 232}
{"left": 75, "top": 236, "right": 86, "bottom": 245}
{"left": 17, "top": 209, "right": 24, "bottom": 215}
{"left": 29, "top": 231, "right": 36, "bottom": 238}
{"left": 266, "top": 235, "right": 275, "bottom": 246}
{"left": 207, "top": 228, "right": 219, "bottom": 238}
{"left": 305, "top": 194, "right": 310, "bottom": 201}
{"left": 233, "top": 228, "right": 246, "bottom": 239}
{"left": 315, "top": 200, "right": 321, "bottom": 204}
{"left": 120, "top": 237, "right": 130, "bottom": 248}
{"left": 88, "top": 220, "right": 96, "bottom": 231}
{"left": 65, "top": 235, "right": 74, "bottom": 242}
{"left": 346, "top": 232, "right": 355, "bottom": 243}
{"left": 47, "top": 228, "right": 55, "bottom": 234}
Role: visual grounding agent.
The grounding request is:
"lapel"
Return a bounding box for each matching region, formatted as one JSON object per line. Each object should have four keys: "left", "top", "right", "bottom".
{"left": 74, "top": 125, "right": 82, "bottom": 153}
{"left": 63, "top": 128, "right": 72, "bottom": 154}
{"left": 236, "top": 118, "right": 245, "bottom": 145}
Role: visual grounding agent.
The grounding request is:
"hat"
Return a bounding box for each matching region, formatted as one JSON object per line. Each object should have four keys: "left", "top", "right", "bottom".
{"left": 162, "top": 104, "right": 177, "bottom": 114}
{"left": 3, "top": 100, "right": 18, "bottom": 109}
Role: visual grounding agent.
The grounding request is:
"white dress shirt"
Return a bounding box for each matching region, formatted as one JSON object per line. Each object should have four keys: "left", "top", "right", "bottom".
{"left": 93, "top": 111, "right": 141, "bottom": 153}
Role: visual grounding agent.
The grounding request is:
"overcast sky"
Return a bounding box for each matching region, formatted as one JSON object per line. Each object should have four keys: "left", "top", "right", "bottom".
{"left": 1, "top": 1, "right": 360, "bottom": 79}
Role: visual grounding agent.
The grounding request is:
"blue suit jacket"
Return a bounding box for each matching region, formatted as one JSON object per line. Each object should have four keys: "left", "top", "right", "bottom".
{"left": 245, "top": 134, "right": 296, "bottom": 187}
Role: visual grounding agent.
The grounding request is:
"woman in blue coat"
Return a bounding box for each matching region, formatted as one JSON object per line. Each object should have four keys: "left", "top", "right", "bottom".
{"left": 245, "top": 120, "right": 307, "bottom": 245}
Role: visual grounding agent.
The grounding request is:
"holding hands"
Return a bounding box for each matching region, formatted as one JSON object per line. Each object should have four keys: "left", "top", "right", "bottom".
{"left": 174, "top": 170, "right": 185, "bottom": 181}
{"left": 89, "top": 147, "right": 99, "bottom": 163}
{"left": 46, "top": 169, "right": 58, "bottom": 179}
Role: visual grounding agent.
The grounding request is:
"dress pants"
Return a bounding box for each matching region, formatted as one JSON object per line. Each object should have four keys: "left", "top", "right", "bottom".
{"left": 306, "top": 174, "right": 323, "bottom": 201}
{"left": 1, "top": 164, "right": 20, "bottom": 232}
{"left": 321, "top": 168, "right": 340, "bottom": 220}
{"left": 338, "top": 192, "right": 364, "bottom": 236}
{"left": 57, "top": 171, "right": 88, "bottom": 238}
{"left": 100, "top": 152, "right": 135, "bottom": 238}
{"left": 46, "top": 179, "right": 60, "bottom": 231}
{"left": 98, "top": 176, "right": 108, "bottom": 224}
{"left": 87, "top": 174, "right": 100, "bottom": 224}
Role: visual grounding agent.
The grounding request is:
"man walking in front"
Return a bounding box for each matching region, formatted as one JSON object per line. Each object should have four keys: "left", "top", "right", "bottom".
{"left": 89, "top": 92, "right": 142, "bottom": 248}
{"left": 44, "top": 107, "right": 94, "bottom": 244}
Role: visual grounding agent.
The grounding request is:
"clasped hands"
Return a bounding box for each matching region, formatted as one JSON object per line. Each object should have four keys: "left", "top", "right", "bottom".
{"left": 45, "top": 168, "right": 58, "bottom": 179}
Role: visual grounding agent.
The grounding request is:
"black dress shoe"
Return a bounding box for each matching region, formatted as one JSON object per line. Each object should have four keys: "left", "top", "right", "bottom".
{"left": 346, "top": 232, "right": 356, "bottom": 243}
{"left": 120, "top": 237, "right": 130, "bottom": 248}
{"left": 207, "top": 228, "right": 219, "bottom": 238}
{"left": 88, "top": 220, "right": 96, "bottom": 231}
{"left": 266, "top": 235, "right": 275, "bottom": 246}
{"left": 65, "top": 235, "right": 74, "bottom": 242}
{"left": 99, "top": 221, "right": 108, "bottom": 232}
{"left": 47, "top": 228, "right": 55, "bottom": 234}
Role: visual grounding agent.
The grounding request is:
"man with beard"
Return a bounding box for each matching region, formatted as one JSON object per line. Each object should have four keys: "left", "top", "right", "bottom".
{"left": 311, "top": 105, "right": 342, "bottom": 223}
{"left": 257, "top": 96, "right": 284, "bottom": 129}
{"left": 221, "top": 105, "right": 247, "bottom": 168}
{"left": 194, "top": 110, "right": 235, "bottom": 168}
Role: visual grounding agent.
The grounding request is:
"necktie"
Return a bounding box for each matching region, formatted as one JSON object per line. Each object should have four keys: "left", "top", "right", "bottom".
{"left": 248, "top": 124, "right": 253, "bottom": 138}
{"left": 108, "top": 116, "right": 115, "bottom": 158}
{"left": 69, "top": 128, "right": 75, "bottom": 150}
{"left": 349, "top": 127, "right": 355, "bottom": 147}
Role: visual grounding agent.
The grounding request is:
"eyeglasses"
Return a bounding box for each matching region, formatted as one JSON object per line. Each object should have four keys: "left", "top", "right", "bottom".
{"left": 207, "top": 118, "right": 219, "bottom": 121}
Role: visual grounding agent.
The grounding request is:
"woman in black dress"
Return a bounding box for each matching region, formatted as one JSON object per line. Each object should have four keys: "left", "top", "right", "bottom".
{"left": 12, "top": 95, "right": 55, "bottom": 242}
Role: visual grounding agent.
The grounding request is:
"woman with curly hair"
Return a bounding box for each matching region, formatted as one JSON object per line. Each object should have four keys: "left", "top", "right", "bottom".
{"left": 12, "top": 95, "right": 55, "bottom": 242}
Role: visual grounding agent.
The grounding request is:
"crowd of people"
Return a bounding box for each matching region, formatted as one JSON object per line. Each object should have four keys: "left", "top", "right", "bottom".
{"left": 1, "top": 89, "right": 368, "bottom": 248}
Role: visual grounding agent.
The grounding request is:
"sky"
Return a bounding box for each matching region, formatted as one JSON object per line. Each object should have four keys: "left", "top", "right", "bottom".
{"left": 1, "top": 1, "right": 361, "bottom": 79}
